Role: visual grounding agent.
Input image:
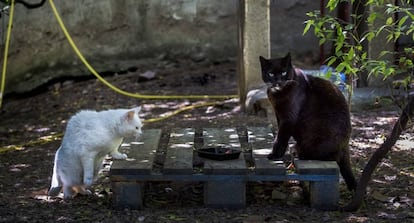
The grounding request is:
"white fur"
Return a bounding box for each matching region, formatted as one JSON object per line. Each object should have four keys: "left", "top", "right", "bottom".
{"left": 48, "top": 107, "right": 143, "bottom": 199}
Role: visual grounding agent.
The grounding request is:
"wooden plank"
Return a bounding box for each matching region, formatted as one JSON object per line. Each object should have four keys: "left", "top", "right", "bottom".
{"left": 110, "top": 129, "right": 162, "bottom": 175}
{"left": 163, "top": 128, "right": 195, "bottom": 175}
{"left": 202, "top": 128, "right": 247, "bottom": 175}
{"left": 203, "top": 127, "right": 242, "bottom": 149}
{"left": 294, "top": 160, "right": 339, "bottom": 175}
{"left": 248, "top": 126, "right": 286, "bottom": 175}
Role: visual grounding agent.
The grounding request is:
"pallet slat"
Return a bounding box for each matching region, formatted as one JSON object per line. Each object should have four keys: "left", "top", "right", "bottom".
{"left": 110, "top": 129, "right": 161, "bottom": 175}
{"left": 294, "top": 160, "right": 339, "bottom": 175}
{"left": 163, "top": 128, "right": 195, "bottom": 175}
{"left": 248, "top": 126, "right": 286, "bottom": 175}
{"left": 202, "top": 128, "right": 247, "bottom": 175}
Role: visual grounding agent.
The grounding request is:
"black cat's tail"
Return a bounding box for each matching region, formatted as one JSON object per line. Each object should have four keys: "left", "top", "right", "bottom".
{"left": 338, "top": 154, "right": 357, "bottom": 191}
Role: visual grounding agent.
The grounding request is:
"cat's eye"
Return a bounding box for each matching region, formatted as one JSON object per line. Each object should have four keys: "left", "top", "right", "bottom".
{"left": 136, "top": 127, "right": 139, "bottom": 130}
{"left": 268, "top": 73, "right": 274, "bottom": 77}
{"left": 281, "top": 71, "right": 287, "bottom": 76}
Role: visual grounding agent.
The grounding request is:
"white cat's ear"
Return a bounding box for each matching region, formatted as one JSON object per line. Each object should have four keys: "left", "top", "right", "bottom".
{"left": 126, "top": 110, "right": 135, "bottom": 122}
{"left": 134, "top": 106, "right": 141, "bottom": 113}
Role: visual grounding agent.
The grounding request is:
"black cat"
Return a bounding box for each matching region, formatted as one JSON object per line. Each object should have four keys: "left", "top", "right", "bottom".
{"left": 259, "top": 53, "right": 357, "bottom": 191}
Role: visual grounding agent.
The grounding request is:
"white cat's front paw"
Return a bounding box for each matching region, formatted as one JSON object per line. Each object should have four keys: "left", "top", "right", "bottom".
{"left": 79, "top": 188, "right": 92, "bottom": 196}
{"left": 111, "top": 152, "right": 127, "bottom": 160}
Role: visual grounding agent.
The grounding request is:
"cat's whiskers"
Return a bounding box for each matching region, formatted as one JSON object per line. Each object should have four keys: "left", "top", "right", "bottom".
{"left": 134, "top": 132, "right": 142, "bottom": 141}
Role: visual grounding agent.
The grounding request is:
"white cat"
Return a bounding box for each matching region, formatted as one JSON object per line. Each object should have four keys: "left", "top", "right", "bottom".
{"left": 48, "top": 107, "right": 143, "bottom": 199}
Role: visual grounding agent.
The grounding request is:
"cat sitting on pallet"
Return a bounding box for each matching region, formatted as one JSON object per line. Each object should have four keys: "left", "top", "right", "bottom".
{"left": 259, "top": 53, "right": 357, "bottom": 191}
{"left": 48, "top": 107, "right": 143, "bottom": 199}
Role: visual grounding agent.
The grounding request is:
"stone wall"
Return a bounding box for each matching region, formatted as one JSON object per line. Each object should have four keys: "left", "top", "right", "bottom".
{"left": 3, "top": 0, "right": 319, "bottom": 93}
{"left": 270, "top": 0, "right": 319, "bottom": 63}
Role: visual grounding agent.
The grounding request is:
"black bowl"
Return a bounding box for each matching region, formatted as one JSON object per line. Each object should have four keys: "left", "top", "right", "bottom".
{"left": 197, "top": 146, "right": 241, "bottom": 161}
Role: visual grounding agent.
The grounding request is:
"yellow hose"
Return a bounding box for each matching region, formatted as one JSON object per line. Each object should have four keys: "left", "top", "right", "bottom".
{"left": 0, "top": 0, "right": 14, "bottom": 109}
{"left": 0, "top": 100, "right": 230, "bottom": 153}
{"left": 48, "top": 0, "right": 238, "bottom": 100}
{"left": 143, "top": 100, "right": 224, "bottom": 123}
{"left": 0, "top": 1, "right": 238, "bottom": 153}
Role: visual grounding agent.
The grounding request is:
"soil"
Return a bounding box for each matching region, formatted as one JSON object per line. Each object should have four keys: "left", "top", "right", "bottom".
{"left": 0, "top": 59, "right": 413, "bottom": 223}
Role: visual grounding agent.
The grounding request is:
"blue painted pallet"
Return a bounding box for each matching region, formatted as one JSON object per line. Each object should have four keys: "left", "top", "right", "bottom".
{"left": 110, "top": 127, "right": 339, "bottom": 210}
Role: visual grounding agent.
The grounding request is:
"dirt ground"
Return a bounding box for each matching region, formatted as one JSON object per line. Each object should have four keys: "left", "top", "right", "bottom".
{"left": 0, "top": 59, "right": 413, "bottom": 223}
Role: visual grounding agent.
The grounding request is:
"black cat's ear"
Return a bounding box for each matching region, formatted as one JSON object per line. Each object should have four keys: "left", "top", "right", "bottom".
{"left": 285, "top": 52, "right": 291, "bottom": 62}
{"left": 285, "top": 52, "right": 292, "bottom": 67}
{"left": 285, "top": 52, "right": 291, "bottom": 58}
{"left": 259, "top": 56, "right": 268, "bottom": 66}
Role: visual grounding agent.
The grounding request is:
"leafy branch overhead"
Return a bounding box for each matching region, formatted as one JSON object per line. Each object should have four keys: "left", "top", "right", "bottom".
{"left": 304, "top": 0, "right": 414, "bottom": 85}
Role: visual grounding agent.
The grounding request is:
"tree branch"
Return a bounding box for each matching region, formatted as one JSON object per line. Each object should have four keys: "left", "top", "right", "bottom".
{"left": 342, "top": 96, "right": 414, "bottom": 211}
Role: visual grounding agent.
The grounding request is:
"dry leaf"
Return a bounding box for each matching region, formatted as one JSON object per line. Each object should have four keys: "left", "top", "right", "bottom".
{"left": 371, "top": 190, "right": 389, "bottom": 202}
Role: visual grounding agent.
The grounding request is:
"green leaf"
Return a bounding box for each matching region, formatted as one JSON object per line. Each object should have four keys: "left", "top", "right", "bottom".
{"left": 319, "top": 38, "right": 326, "bottom": 45}
{"left": 361, "top": 52, "right": 367, "bottom": 60}
{"left": 327, "top": 57, "right": 337, "bottom": 67}
{"left": 406, "top": 59, "right": 413, "bottom": 67}
{"left": 367, "top": 13, "right": 377, "bottom": 24}
{"left": 398, "top": 15, "right": 408, "bottom": 27}
{"left": 394, "top": 31, "right": 401, "bottom": 40}
{"left": 365, "top": 32, "right": 375, "bottom": 42}
{"left": 386, "top": 17, "right": 393, "bottom": 25}
{"left": 336, "top": 62, "right": 346, "bottom": 73}
{"left": 379, "top": 50, "right": 390, "bottom": 58}
{"left": 405, "top": 9, "right": 414, "bottom": 20}
{"left": 386, "top": 33, "right": 394, "bottom": 42}
{"left": 326, "top": 0, "right": 340, "bottom": 11}
{"left": 325, "top": 70, "right": 333, "bottom": 79}
{"left": 384, "top": 67, "right": 395, "bottom": 77}
{"left": 347, "top": 47, "right": 355, "bottom": 61}
{"left": 303, "top": 21, "right": 313, "bottom": 35}
{"left": 335, "top": 41, "right": 343, "bottom": 53}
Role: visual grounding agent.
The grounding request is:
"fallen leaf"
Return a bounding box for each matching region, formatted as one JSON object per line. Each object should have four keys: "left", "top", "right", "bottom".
{"left": 138, "top": 216, "right": 146, "bottom": 222}
{"left": 377, "top": 211, "right": 397, "bottom": 219}
{"left": 383, "top": 175, "right": 397, "bottom": 181}
{"left": 371, "top": 190, "right": 389, "bottom": 202}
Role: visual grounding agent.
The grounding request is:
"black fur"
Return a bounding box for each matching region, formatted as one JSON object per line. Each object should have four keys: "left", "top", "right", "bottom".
{"left": 259, "top": 53, "right": 357, "bottom": 191}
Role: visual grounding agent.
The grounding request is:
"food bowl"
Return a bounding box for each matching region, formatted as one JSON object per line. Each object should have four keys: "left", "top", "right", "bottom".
{"left": 197, "top": 146, "right": 241, "bottom": 161}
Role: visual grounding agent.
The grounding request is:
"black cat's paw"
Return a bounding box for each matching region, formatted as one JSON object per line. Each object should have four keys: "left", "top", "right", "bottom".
{"left": 267, "top": 153, "right": 283, "bottom": 161}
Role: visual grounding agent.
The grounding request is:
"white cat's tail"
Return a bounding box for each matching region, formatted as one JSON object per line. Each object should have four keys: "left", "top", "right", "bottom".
{"left": 48, "top": 148, "right": 62, "bottom": 196}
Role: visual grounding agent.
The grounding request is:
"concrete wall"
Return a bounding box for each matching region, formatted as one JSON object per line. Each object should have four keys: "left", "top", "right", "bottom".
{"left": 3, "top": 0, "right": 319, "bottom": 94}
{"left": 270, "top": 0, "right": 319, "bottom": 63}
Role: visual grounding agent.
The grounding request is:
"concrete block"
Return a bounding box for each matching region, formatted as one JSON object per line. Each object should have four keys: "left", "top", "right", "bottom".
{"left": 309, "top": 181, "right": 339, "bottom": 211}
{"left": 204, "top": 180, "right": 246, "bottom": 209}
{"left": 112, "top": 182, "right": 145, "bottom": 210}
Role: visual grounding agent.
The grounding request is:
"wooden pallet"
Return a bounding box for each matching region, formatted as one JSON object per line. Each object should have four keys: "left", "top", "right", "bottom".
{"left": 110, "top": 127, "right": 339, "bottom": 210}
